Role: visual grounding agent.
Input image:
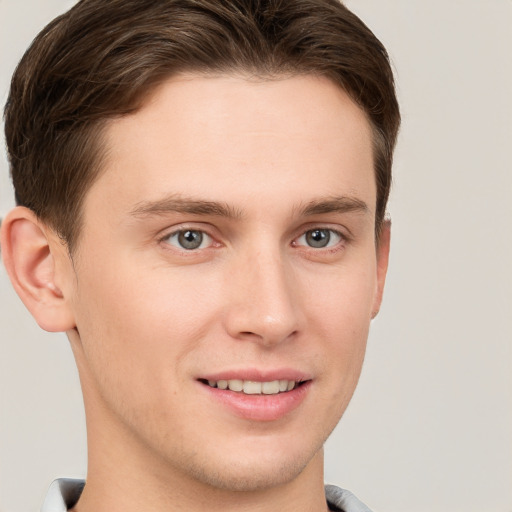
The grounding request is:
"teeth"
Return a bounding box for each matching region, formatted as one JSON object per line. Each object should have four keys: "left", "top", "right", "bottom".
{"left": 243, "top": 381, "right": 262, "bottom": 394}
{"left": 262, "top": 380, "right": 280, "bottom": 394}
{"left": 206, "top": 379, "right": 299, "bottom": 394}
{"left": 228, "top": 379, "right": 243, "bottom": 392}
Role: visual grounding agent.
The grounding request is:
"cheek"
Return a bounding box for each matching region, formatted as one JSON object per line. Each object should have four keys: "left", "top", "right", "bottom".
{"left": 305, "top": 257, "right": 377, "bottom": 335}
{"left": 303, "top": 260, "right": 376, "bottom": 393}
{"left": 71, "top": 258, "right": 224, "bottom": 385}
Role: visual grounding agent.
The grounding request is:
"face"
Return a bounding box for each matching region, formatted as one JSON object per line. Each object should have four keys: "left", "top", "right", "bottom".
{"left": 64, "top": 74, "right": 388, "bottom": 492}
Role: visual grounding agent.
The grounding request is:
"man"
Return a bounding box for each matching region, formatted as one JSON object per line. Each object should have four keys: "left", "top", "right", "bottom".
{"left": 0, "top": 0, "right": 399, "bottom": 511}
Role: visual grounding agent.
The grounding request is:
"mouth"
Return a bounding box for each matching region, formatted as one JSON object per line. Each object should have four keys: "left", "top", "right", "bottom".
{"left": 197, "top": 371, "right": 312, "bottom": 421}
{"left": 199, "top": 378, "right": 305, "bottom": 395}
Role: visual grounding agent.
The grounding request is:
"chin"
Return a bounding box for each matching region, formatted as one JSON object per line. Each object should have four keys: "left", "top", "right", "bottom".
{"left": 171, "top": 435, "right": 325, "bottom": 493}
{"left": 186, "top": 455, "right": 314, "bottom": 492}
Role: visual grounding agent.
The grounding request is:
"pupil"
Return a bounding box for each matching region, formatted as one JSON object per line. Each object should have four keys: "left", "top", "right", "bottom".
{"left": 178, "top": 230, "right": 203, "bottom": 249}
{"left": 306, "top": 229, "right": 330, "bottom": 248}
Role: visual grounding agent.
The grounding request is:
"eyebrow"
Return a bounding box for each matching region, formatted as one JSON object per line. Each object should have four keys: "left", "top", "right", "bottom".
{"left": 297, "top": 196, "right": 371, "bottom": 217}
{"left": 129, "top": 194, "right": 243, "bottom": 219}
{"left": 129, "top": 194, "right": 370, "bottom": 220}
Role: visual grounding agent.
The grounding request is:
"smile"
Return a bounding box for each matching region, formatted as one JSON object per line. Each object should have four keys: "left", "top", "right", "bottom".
{"left": 198, "top": 374, "right": 311, "bottom": 421}
{"left": 204, "top": 379, "right": 299, "bottom": 394}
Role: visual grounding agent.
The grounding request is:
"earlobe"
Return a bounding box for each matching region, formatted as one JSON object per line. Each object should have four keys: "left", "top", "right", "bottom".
{"left": 371, "top": 220, "right": 391, "bottom": 319}
{"left": 0, "top": 206, "right": 76, "bottom": 332}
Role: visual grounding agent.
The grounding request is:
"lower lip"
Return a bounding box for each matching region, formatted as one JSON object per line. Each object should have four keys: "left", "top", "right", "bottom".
{"left": 199, "top": 381, "right": 311, "bottom": 422}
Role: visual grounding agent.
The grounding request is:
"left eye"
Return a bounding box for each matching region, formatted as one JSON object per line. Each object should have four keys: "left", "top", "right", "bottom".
{"left": 295, "top": 228, "right": 342, "bottom": 249}
{"left": 164, "top": 230, "right": 212, "bottom": 250}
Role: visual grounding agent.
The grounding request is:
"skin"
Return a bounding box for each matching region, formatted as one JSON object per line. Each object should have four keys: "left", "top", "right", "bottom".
{"left": 1, "top": 74, "right": 390, "bottom": 512}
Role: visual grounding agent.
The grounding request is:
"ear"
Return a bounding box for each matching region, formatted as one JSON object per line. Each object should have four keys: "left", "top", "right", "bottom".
{"left": 371, "top": 219, "right": 391, "bottom": 319}
{"left": 1, "top": 206, "right": 76, "bottom": 332}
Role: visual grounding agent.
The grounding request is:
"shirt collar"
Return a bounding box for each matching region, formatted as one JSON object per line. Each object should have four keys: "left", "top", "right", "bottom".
{"left": 41, "top": 479, "right": 85, "bottom": 512}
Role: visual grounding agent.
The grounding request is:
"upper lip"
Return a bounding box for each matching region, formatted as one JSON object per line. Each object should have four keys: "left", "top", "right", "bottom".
{"left": 199, "top": 368, "right": 311, "bottom": 383}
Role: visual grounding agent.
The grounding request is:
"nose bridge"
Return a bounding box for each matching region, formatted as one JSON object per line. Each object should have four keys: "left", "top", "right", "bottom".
{"left": 225, "top": 240, "right": 299, "bottom": 345}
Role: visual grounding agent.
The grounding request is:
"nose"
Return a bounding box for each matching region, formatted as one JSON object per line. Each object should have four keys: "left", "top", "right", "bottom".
{"left": 223, "top": 247, "right": 300, "bottom": 347}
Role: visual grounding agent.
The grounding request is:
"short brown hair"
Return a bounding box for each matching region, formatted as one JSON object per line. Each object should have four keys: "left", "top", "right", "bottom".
{"left": 5, "top": 0, "right": 400, "bottom": 251}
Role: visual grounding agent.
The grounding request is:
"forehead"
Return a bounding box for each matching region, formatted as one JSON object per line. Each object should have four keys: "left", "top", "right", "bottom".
{"left": 85, "top": 73, "right": 375, "bottom": 223}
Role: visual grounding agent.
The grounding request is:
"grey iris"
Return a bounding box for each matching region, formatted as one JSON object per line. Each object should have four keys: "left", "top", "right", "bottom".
{"left": 178, "top": 230, "right": 203, "bottom": 250}
{"left": 306, "top": 229, "right": 330, "bottom": 248}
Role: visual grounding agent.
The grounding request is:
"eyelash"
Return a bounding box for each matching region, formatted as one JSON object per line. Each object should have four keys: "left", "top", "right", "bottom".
{"left": 158, "top": 226, "right": 348, "bottom": 253}
{"left": 159, "top": 228, "right": 216, "bottom": 251}
{"left": 293, "top": 228, "right": 346, "bottom": 250}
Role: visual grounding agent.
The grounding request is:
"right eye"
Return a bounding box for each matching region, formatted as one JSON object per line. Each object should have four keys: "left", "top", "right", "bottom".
{"left": 162, "top": 229, "right": 213, "bottom": 250}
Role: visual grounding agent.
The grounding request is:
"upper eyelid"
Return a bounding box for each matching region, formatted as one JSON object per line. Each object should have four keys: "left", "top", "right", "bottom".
{"left": 156, "top": 223, "right": 351, "bottom": 245}
{"left": 159, "top": 228, "right": 217, "bottom": 253}
{"left": 293, "top": 227, "right": 346, "bottom": 245}
{"left": 157, "top": 223, "right": 218, "bottom": 240}
{"left": 292, "top": 224, "right": 351, "bottom": 242}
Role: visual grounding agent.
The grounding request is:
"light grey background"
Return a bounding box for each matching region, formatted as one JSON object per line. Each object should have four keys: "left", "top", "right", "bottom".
{"left": 1, "top": 1, "right": 511, "bottom": 511}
